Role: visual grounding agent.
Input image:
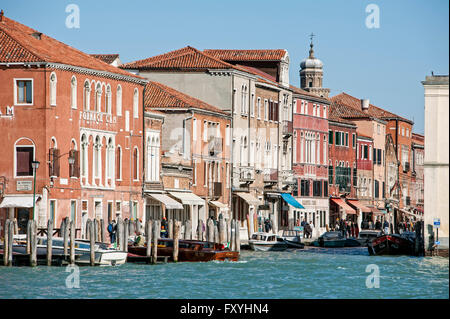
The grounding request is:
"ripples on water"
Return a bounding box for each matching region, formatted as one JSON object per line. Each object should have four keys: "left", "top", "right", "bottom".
{"left": 0, "top": 247, "right": 448, "bottom": 299}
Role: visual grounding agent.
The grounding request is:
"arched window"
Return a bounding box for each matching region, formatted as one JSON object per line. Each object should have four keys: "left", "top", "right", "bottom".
{"left": 14, "top": 137, "right": 35, "bottom": 178}
{"left": 116, "top": 145, "right": 122, "bottom": 180}
{"left": 93, "top": 136, "right": 101, "bottom": 179}
{"left": 80, "top": 134, "right": 88, "bottom": 179}
{"left": 105, "top": 85, "right": 112, "bottom": 114}
{"left": 133, "top": 147, "right": 139, "bottom": 180}
{"left": 116, "top": 85, "right": 122, "bottom": 116}
{"left": 95, "top": 83, "right": 102, "bottom": 112}
{"left": 83, "top": 80, "right": 91, "bottom": 110}
{"left": 71, "top": 76, "right": 77, "bottom": 109}
{"left": 133, "top": 88, "right": 139, "bottom": 118}
{"left": 50, "top": 72, "right": 57, "bottom": 106}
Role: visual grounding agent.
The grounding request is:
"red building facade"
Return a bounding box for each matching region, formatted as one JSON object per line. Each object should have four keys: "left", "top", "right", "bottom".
{"left": 291, "top": 87, "right": 330, "bottom": 234}
{"left": 0, "top": 15, "right": 146, "bottom": 237}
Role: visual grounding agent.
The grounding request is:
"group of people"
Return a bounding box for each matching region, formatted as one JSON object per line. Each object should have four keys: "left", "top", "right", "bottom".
{"left": 334, "top": 218, "right": 360, "bottom": 238}
{"left": 299, "top": 219, "right": 313, "bottom": 238}
{"left": 398, "top": 219, "right": 415, "bottom": 233}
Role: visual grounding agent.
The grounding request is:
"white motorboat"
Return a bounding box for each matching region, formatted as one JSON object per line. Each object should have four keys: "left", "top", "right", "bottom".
{"left": 8, "top": 236, "right": 127, "bottom": 266}
{"left": 248, "top": 232, "right": 288, "bottom": 251}
{"left": 279, "top": 230, "right": 305, "bottom": 249}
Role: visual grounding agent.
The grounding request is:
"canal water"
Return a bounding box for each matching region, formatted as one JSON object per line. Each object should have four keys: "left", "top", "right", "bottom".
{"left": 0, "top": 247, "right": 448, "bottom": 299}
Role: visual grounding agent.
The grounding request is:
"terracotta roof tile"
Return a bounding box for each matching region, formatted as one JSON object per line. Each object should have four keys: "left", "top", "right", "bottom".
{"left": 331, "top": 92, "right": 411, "bottom": 123}
{"left": 204, "top": 49, "right": 287, "bottom": 61}
{"left": 144, "top": 81, "right": 229, "bottom": 116}
{"left": 90, "top": 54, "right": 119, "bottom": 64}
{"left": 328, "top": 102, "right": 359, "bottom": 126}
{"left": 121, "top": 46, "right": 239, "bottom": 71}
{"left": 0, "top": 16, "right": 141, "bottom": 80}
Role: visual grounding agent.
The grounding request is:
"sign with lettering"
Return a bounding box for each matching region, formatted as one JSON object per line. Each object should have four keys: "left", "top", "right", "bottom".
{"left": 80, "top": 111, "right": 117, "bottom": 124}
{"left": 433, "top": 218, "right": 441, "bottom": 228}
{"left": 0, "top": 106, "right": 14, "bottom": 117}
{"left": 17, "top": 180, "right": 32, "bottom": 191}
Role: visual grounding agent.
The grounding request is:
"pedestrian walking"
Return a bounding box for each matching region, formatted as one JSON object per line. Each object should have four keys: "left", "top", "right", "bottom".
{"left": 354, "top": 221, "right": 359, "bottom": 238}
{"left": 351, "top": 222, "right": 355, "bottom": 238}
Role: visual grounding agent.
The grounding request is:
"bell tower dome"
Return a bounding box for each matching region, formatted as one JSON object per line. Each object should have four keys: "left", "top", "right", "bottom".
{"left": 299, "top": 33, "right": 330, "bottom": 98}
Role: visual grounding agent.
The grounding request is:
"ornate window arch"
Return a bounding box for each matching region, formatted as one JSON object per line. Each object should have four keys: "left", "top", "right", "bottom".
{"left": 50, "top": 72, "right": 57, "bottom": 106}
{"left": 71, "top": 76, "right": 77, "bottom": 109}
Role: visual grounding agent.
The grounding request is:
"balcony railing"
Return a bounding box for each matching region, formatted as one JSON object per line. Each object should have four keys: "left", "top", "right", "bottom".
{"left": 282, "top": 120, "right": 293, "bottom": 137}
{"left": 208, "top": 137, "right": 223, "bottom": 156}
{"left": 263, "top": 169, "right": 278, "bottom": 183}
{"left": 239, "top": 166, "right": 255, "bottom": 183}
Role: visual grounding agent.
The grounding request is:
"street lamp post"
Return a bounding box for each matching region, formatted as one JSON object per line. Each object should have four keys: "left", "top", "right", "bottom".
{"left": 31, "top": 160, "right": 40, "bottom": 221}
{"left": 68, "top": 155, "right": 75, "bottom": 177}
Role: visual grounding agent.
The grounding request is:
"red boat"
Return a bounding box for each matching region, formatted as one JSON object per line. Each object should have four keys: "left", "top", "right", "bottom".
{"left": 368, "top": 232, "right": 415, "bottom": 256}
{"left": 127, "top": 238, "right": 239, "bottom": 262}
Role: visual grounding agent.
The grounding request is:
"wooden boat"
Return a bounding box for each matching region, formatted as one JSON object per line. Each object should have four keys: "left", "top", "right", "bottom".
{"left": 344, "top": 237, "right": 362, "bottom": 247}
{"left": 127, "top": 238, "right": 239, "bottom": 262}
{"left": 248, "top": 232, "right": 288, "bottom": 251}
{"left": 357, "top": 230, "right": 383, "bottom": 246}
{"left": 368, "top": 232, "right": 416, "bottom": 256}
{"left": 317, "top": 232, "right": 346, "bottom": 248}
{"left": 278, "top": 230, "right": 305, "bottom": 249}
{"left": 2, "top": 236, "right": 127, "bottom": 266}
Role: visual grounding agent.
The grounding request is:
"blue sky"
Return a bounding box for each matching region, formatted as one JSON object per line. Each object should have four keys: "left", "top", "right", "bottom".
{"left": 3, "top": 0, "right": 449, "bottom": 134}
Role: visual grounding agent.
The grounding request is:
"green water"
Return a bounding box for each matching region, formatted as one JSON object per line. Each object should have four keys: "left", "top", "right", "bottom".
{"left": 0, "top": 247, "right": 448, "bottom": 299}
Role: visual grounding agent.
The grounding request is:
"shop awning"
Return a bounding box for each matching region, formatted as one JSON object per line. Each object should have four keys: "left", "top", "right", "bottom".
{"left": 280, "top": 193, "right": 305, "bottom": 209}
{"left": 369, "top": 206, "right": 384, "bottom": 215}
{"left": 347, "top": 200, "right": 371, "bottom": 213}
{"left": 235, "top": 192, "right": 261, "bottom": 206}
{"left": 0, "top": 195, "right": 40, "bottom": 208}
{"left": 209, "top": 201, "right": 229, "bottom": 211}
{"left": 148, "top": 194, "right": 183, "bottom": 210}
{"left": 169, "top": 191, "right": 205, "bottom": 206}
{"left": 330, "top": 198, "right": 357, "bottom": 214}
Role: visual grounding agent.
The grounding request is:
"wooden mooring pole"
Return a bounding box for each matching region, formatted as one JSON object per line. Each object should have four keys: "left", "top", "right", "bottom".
{"left": 151, "top": 220, "right": 159, "bottom": 264}
{"left": 173, "top": 221, "right": 180, "bottom": 262}
{"left": 4, "top": 219, "right": 11, "bottom": 266}
{"left": 184, "top": 220, "right": 192, "bottom": 240}
{"left": 123, "top": 219, "right": 129, "bottom": 252}
{"left": 116, "top": 217, "right": 123, "bottom": 250}
{"left": 46, "top": 219, "right": 53, "bottom": 266}
{"left": 63, "top": 218, "right": 69, "bottom": 257}
{"left": 100, "top": 219, "right": 105, "bottom": 243}
{"left": 230, "top": 219, "right": 235, "bottom": 251}
{"left": 30, "top": 220, "right": 37, "bottom": 267}
{"left": 197, "top": 219, "right": 203, "bottom": 241}
{"left": 207, "top": 219, "right": 214, "bottom": 243}
{"left": 26, "top": 219, "right": 32, "bottom": 254}
{"left": 88, "top": 219, "right": 95, "bottom": 266}
{"left": 70, "top": 220, "right": 75, "bottom": 265}
{"left": 168, "top": 219, "right": 173, "bottom": 239}
{"left": 145, "top": 219, "right": 152, "bottom": 264}
{"left": 219, "top": 218, "right": 226, "bottom": 245}
{"left": 235, "top": 219, "right": 241, "bottom": 253}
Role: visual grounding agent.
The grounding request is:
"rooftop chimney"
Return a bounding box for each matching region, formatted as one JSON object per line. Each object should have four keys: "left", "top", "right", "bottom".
{"left": 31, "top": 32, "right": 42, "bottom": 40}
{"left": 0, "top": 10, "right": 4, "bottom": 22}
{"left": 361, "top": 99, "right": 370, "bottom": 111}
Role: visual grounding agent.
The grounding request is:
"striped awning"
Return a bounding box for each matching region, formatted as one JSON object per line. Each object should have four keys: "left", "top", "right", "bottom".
{"left": 148, "top": 194, "right": 183, "bottom": 210}
{"left": 235, "top": 192, "right": 261, "bottom": 206}
{"left": 169, "top": 191, "right": 205, "bottom": 206}
{"left": 331, "top": 198, "right": 357, "bottom": 214}
{"left": 347, "top": 200, "right": 371, "bottom": 213}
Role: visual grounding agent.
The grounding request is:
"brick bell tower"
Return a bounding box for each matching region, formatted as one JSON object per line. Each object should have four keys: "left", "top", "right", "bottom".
{"left": 300, "top": 33, "right": 330, "bottom": 98}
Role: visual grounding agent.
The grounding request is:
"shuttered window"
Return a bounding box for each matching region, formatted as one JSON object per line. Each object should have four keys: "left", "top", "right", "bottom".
{"left": 16, "top": 147, "right": 34, "bottom": 176}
